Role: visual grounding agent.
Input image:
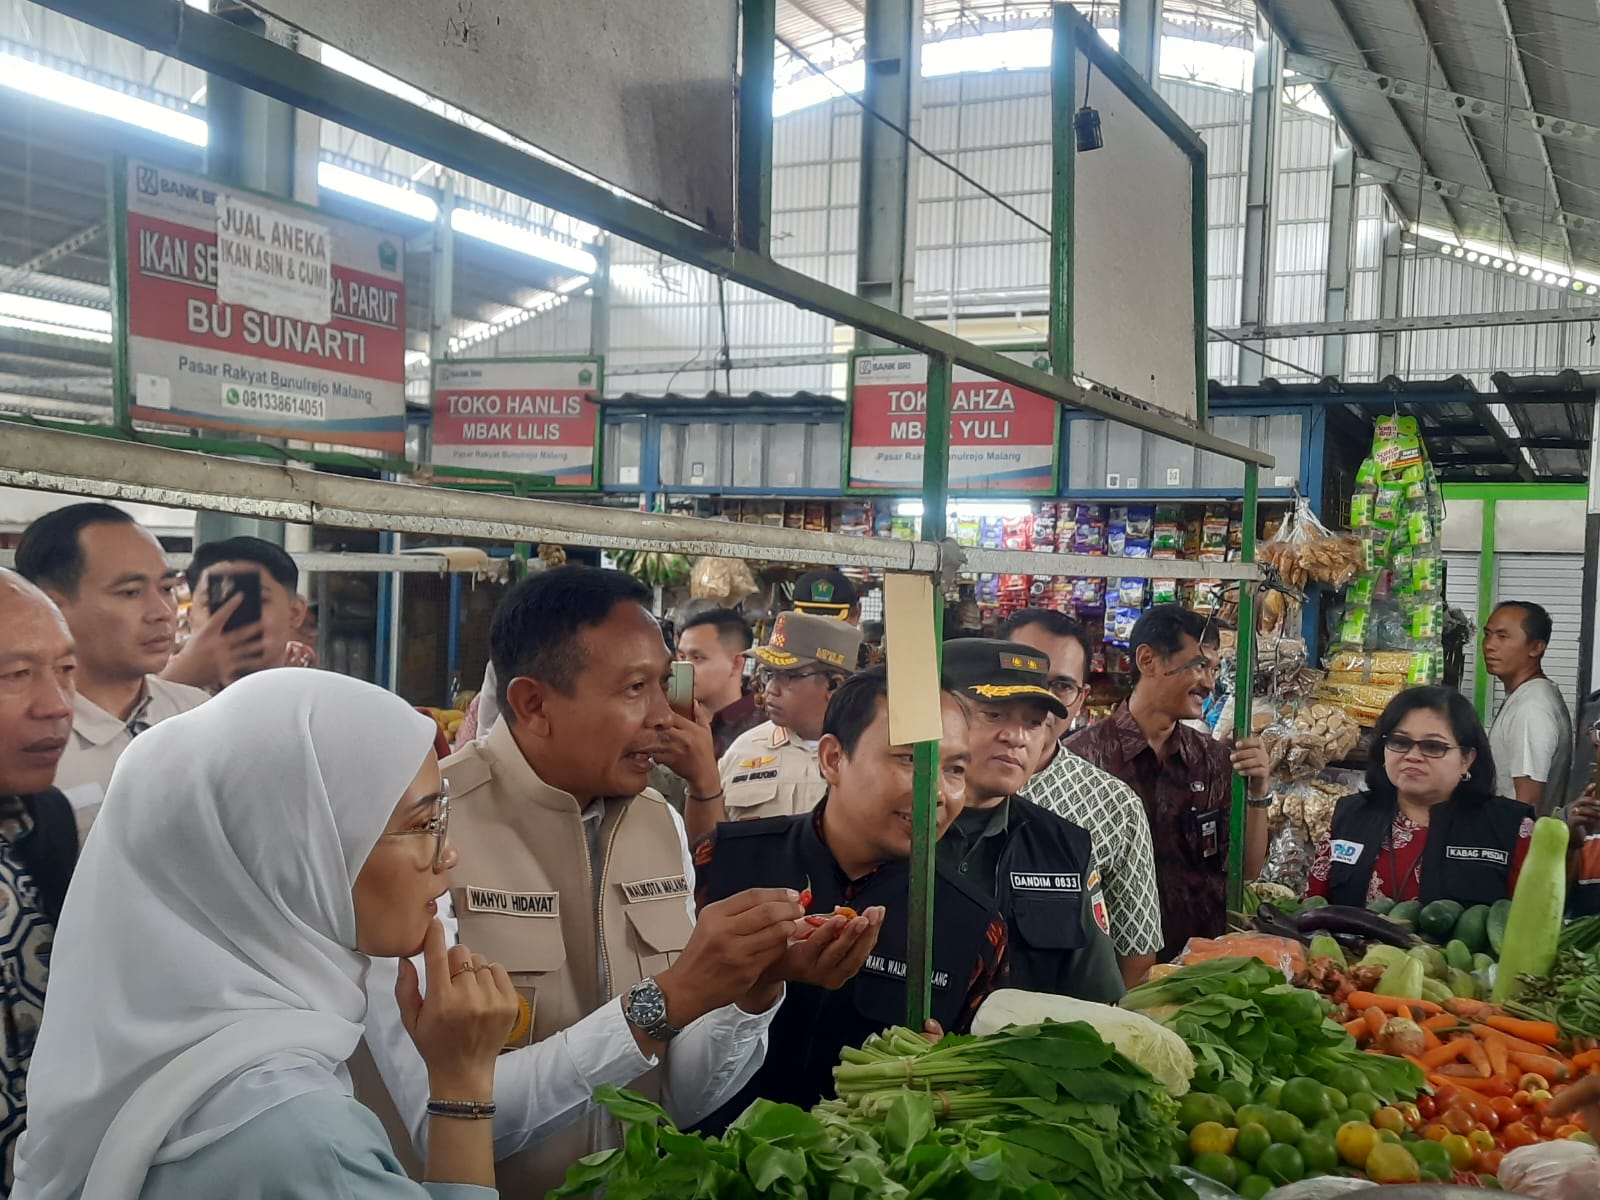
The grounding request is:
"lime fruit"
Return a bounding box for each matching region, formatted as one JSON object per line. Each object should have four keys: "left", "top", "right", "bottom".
{"left": 1409, "top": 1141, "right": 1453, "bottom": 1182}
{"left": 1216, "top": 1079, "right": 1252, "bottom": 1110}
{"left": 1322, "top": 1087, "right": 1349, "bottom": 1114}
{"left": 1189, "top": 1121, "right": 1236, "bottom": 1158}
{"left": 1178, "top": 1092, "right": 1235, "bottom": 1131}
{"left": 1299, "top": 1132, "right": 1339, "bottom": 1175}
{"left": 1257, "top": 1080, "right": 1285, "bottom": 1108}
{"left": 1235, "top": 1123, "right": 1272, "bottom": 1164}
{"left": 1335, "top": 1121, "right": 1379, "bottom": 1169}
{"left": 1327, "top": 1066, "right": 1370, "bottom": 1097}
{"left": 1365, "top": 1142, "right": 1422, "bottom": 1184}
{"left": 1281, "top": 1077, "right": 1336, "bottom": 1125}
{"left": 1235, "top": 1103, "right": 1276, "bottom": 1130}
{"left": 1345, "top": 1090, "right": 1382, "bottom": 1118}
{"left": 1262, "top": 1110, "right": 1305, "bottom": 1146}
{"left": 1238, "top": 1175, "right": 1275, "bottom": 1200}
{"left": 1189, "top": 1152, "right": 1239, "bottom": 1189}
{"left": 1257, "top": 1143, "right": 1306, "bottom": 1185}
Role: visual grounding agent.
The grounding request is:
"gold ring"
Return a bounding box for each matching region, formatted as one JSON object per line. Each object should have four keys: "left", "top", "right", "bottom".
{"left": 450, "top": 963, "right": 474, "bottom": 979}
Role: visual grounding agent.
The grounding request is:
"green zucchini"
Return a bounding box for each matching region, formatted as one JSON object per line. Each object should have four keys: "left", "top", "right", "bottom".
{"left": 1487, "top": 898, "right": 1513, "bottom": 957}
{"left": 1491, "top": 818, "right": 1570, "bottom": 1003}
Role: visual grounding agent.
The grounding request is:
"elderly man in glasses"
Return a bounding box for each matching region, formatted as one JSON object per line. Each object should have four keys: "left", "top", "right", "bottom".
{"left": 1000, "top": 609, "right": 1165, "bottom": 987}
{"left": 681, "top": 612, "right": 862, "bottom": 843}
{"left": 1066, "top": 604, "right": 1271, "bottom": 962}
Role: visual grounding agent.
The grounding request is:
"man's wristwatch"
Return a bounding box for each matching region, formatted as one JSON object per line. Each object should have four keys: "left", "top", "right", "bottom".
{"left": 622, "top": 977, "right": 682, "bottom": 1043}
{"left": 1245, "top": 789, "right": 1275, "bottom": 810}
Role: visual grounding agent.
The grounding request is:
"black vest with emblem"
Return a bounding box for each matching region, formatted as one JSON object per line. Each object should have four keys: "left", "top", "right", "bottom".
{"left": 693, "top": 807, "right": 997, "bottom": 1135}
{"left": 1571, "top": 877, "right": 1600, "bottom": 918}
{"left": 1323, "top": 790, "right": 1533, "bottom": 907}
{"left": 977, "top": 797, "right": 1098, "bottom": 996}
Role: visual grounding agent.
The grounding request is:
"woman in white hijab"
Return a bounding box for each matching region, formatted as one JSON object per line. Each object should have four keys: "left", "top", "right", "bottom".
{"left": 14, "top": 669, "right": 518, "bottom": 1200}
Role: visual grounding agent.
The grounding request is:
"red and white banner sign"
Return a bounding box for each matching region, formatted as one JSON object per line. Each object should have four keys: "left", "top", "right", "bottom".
{"left": 431, "top": 358, "right": 602, "bottom": 486}
{"left": 847, "top": 351, "right": 1060, "bottom": 492}
{"left": 120, "top": 159, "right": 406, "bottom": 452}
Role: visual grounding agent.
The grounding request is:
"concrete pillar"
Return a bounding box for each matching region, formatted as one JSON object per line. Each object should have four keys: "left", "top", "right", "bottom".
{"left": 1321, "top": 142, "right": 1357, "bottom": 377}
{"left": 1239, "top": 19, "right": 1282, "bottom": 385}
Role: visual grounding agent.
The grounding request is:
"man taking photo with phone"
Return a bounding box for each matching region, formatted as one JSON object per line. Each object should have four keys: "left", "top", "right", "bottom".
{"left": 168, "top": 536, "right": 310, "bottom": 691}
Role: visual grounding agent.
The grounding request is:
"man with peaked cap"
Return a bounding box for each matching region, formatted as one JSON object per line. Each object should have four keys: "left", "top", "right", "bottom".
{"left": 682, "top": 612, "right": 863, "bottom": 842}
{"left": 937, "top": 638, "right": 1125, "bottom": 1003}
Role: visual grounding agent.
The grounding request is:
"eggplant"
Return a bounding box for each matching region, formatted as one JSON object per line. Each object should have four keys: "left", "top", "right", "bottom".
{"left": 1253, "top": 903, "right": 1309, "bottom": 942}
{"left": 1296, "top": 904, "right": 1418, "bottom": 947}
{"left": 1330, "top": 930, "right": 1369, "bottom": 958}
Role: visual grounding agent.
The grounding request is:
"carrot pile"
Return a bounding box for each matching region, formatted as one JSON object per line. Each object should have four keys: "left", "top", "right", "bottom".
{"left": 1341, "top": 994, "right": 1590, "bottom": 1094}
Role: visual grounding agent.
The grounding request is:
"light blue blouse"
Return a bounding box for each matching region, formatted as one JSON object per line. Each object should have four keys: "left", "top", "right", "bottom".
{"left": 139, "top": 1090, "right": 496, "bottom": 1200}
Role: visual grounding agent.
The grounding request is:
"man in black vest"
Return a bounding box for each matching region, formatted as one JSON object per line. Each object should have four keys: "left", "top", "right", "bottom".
{"left": 692, "top": 666, "right": 1006, "bottom": 1131}
{"left": 0, "top": 570, "right": 82, "bottom": 1186}
{"left": 938, "top": 638, "right": 1124, "bottom": 1003}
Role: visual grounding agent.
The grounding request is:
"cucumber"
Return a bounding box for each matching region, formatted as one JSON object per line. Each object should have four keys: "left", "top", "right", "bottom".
{"left": 1389, "top": 899, "right": 1424, "bottom": 929}
{"left": 1453, "top": 905, "right": 1492, "bottom": 956}
{"left": 1308, "top": 935, "right": 1347, "bottom": 968}
{"left": 1443, "top": 939, "right": 1473, "bottom": 973}
{"left": 1491, "top": 817, "right": 1570, "bottom": 1003}
{"left": 1487, "top": 898, "right": 1514, "bottom": 957}
{"left": 1419, "top": 899, "right": 1465, "bottom": 942}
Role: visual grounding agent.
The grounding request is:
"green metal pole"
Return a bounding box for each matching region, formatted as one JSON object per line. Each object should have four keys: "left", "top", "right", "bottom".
{"left": 1048, "top": 4, "right": 1076, "bottom": 379}
{"left": 736, "top": 0, "right": 775, "bottom": 254}
{"left": 1229, "top": 462, "right": 1259, "bottom": 912}
{"left": 1474, "top": 500, "right": 1497, "bottom": 720}
{"left": 107, "top": 157, "right": 132, "bottom": 433}
{"left": 907, "top": 351, "right": 951, "bottom": 1027}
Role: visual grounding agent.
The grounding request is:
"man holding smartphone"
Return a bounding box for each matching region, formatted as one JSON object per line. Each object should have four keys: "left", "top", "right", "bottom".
{"left": 169, "top": 537, "right": 310, "bottom": 691}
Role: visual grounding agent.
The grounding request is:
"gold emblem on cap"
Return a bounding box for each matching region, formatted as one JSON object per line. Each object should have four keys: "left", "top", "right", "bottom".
{"left": 969, "top": 684, "right": 1053, "bottom": 700}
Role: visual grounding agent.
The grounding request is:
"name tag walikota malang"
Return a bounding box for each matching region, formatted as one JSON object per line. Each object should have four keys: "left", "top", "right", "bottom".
{"left": 621, "top": 875, "right": 690, "bottom": 903}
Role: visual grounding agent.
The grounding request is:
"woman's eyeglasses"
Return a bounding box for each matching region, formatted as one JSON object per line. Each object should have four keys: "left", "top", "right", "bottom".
{"left": 1383, "top": 733, "right": 1458, "bottom": 760}
{"left": 386, "top": 786, "right": 451, "bottom": 870}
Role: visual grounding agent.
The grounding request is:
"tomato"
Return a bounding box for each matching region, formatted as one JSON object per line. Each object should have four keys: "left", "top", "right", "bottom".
{"left": 1468, "top": 1129, "right": 1497, "bottom": 1152}
{"left": 1440, "top": 1107, "right": 1478, "bottom": 1137}
{"left": 1540, "top": 1116, "right": 1568, "bottom": 1138}
{"left": 1422, "top": 1122, "right": 1450, "bottom": 1142}
{"left": 1415, "top": 1094, "right": 1438, "bottom": 1120}
{"left": 1513, "top": 1090, "right": 1534, "bottom": 1108}
{"left": 1372, "top": 1107, "right": 1407, "bottom": 1135}
{"left": 1556, "top": 1124, "right": 1584, "bottom": 1139}
{"left": 1395, "top": 1101, "right": 1422, "bottom": 1128}
{"left": 1490, "top": 1096, "right": 1522, "bottom": 1122}
{"left": 1501, "top": 1121, "right": 1539, "bottom": 1150}
{"left": 1475, "top": 1148, "right": 1505, "bottom": 1176}
{"left": 1432, "top": 1084, "right": 1458, "bottom": 1111}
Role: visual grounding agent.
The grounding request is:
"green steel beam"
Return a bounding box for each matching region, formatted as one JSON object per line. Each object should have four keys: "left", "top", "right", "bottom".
{"left": 907, "top": 351, "right": 951, "bottom": 1028}
{"left": 1441, "top": 482, "right": 1589, "bottom": 501}
{"left": 42, "top": 0, "right": 1270, "bottom": 467}
{"left": 1048, "top": 5, "right": 1075, "bottom": 381}
{"left": 737, "top": 0, "right": 776, "bottom": 254}
{"left": 1475, "top": 500, "right": 1496, "bottom": 720}
{"left": 1228, "top": 462, "right": 1258, "bottom": 911}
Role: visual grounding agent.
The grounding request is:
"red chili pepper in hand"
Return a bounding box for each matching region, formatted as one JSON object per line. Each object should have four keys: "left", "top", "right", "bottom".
{"left": 798, "top": 876, "right": 813, "bottom": 911}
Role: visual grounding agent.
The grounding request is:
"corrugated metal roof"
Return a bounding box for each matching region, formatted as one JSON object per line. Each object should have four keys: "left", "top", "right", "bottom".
{"left": 1259, "top": 0, "right": 1600, "bottom": 276}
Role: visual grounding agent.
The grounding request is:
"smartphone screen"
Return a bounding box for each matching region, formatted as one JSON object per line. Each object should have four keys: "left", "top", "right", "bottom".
{"left": 667, "top": 660, "right": 695, "bottom": 718}
{"left": 208, "top": 571, "right": 263, "bottom": 633}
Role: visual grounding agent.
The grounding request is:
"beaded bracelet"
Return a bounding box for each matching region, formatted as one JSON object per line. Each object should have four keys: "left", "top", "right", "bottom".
{"left": 427, "top": 1098, "right": 497, "bottom": 1120}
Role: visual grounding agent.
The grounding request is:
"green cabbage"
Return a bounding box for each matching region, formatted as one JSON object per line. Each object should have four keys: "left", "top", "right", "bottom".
{"left": 971, "top": 988, "right": 1196, "bottom": 1096}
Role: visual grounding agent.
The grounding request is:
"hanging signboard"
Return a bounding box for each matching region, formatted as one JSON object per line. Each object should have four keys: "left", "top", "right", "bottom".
{"left": 430, "top": 357, "right": 603, "bottom": 488}
{"left": 115, "top": 158, "right": 407, "bottom": 452}
{"left": 846, "top": 349, "right": 1060, "bottom": 493}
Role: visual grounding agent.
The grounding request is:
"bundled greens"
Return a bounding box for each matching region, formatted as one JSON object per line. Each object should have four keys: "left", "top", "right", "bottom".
{"left": 1121, "top": 957, "right": 1424, "bottom": 1103}
{"left": 1506, "top": 945, "right": 1600, "bottom": 1039}
{"left": 552, "top": 1022, "right": 1189, "bottom": 1200}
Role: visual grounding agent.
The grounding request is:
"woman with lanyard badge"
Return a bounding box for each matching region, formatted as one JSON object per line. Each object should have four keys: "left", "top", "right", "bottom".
{"left": 1306, "top": 686, "right": 1535, "bottom": 906}
{"left": 14, "top": 669, "right": 518, "bottom": 1200}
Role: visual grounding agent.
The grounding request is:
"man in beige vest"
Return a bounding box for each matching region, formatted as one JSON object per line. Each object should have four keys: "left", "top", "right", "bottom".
{"left": 682, "top": 612, "right": 862, "bottom": 842}
{"left": 360, "top": 566, "right": 828, "bottom": 1197}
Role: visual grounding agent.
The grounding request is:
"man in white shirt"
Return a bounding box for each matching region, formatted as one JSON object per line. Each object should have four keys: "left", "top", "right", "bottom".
{"left": 1484, "top": 600, "right": 1573, "bottom": 812}
{"left": 14, "top": 504, "right": 210, "bottom": 832}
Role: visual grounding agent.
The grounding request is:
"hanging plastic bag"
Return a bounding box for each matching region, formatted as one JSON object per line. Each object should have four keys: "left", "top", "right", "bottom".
{"left": 1497, "top": 1139, "right": 1600, "bottom": 1198}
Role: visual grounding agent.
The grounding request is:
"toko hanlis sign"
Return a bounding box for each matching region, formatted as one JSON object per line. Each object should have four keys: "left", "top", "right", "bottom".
{"left": 117, "top": 159, "right": 407, "bottom": 452}
{"left": 847, "top": 350, "right": 1060, "bottom": 493}
{"left": 430, "top": 357, "right": 603, "bottom": 487}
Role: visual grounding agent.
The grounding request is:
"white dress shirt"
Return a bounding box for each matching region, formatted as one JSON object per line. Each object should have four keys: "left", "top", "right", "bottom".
{"left": 361, "top": 801, "right": 779, "bottom": 1158}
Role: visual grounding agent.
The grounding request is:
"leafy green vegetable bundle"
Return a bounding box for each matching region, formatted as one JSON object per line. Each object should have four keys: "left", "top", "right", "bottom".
{"left": 1121, "top": 957, "right": 1424, "bottom": 1103}
{"left": 552, "top": 1021, "right": 1189, "bottom": 1200}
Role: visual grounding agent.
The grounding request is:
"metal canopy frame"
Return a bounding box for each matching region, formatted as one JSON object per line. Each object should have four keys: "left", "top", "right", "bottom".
{"left": 17, "top": 0, "right": 1269, "bottom": 1026}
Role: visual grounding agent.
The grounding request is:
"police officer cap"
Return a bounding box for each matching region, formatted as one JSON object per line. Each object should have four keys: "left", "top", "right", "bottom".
{"left": 752, "top": 610, "right": 862, "bottom": 673}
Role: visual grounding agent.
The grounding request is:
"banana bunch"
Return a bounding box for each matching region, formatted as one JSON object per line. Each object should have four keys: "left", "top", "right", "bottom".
{"left": 426, "top": 707, "right": 466, "bottom": 741}
{"left": 611, "top": 548, "right": 691, "bottom": 588}
{"left": 538, "top": 543, "right": 568, "bottom": 567}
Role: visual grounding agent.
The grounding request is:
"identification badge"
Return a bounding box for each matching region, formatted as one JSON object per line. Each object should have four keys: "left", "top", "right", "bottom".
{"left": 1088, "top": 869, "right": 1111, "bottom": 935}
{"left": 1329, "top": 839, "right": 1365, "bottom": 866}
{"left": 463, "top": 886, "right": 559, "bottom": 917}
{"left": 1009, "top": 871, "right": 1082, "bottom": 893}
{"left": 620, "top": 874, "right": 690, "bottom": 903}
{"left": 1198, "top": 810, "right": 1221, "bottom": 859}
{"left": 864, "top": 954, "right": 949, "bottom": 989}
{"left": 1445, "top": 845, "right": 1510, "bottom": 866}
